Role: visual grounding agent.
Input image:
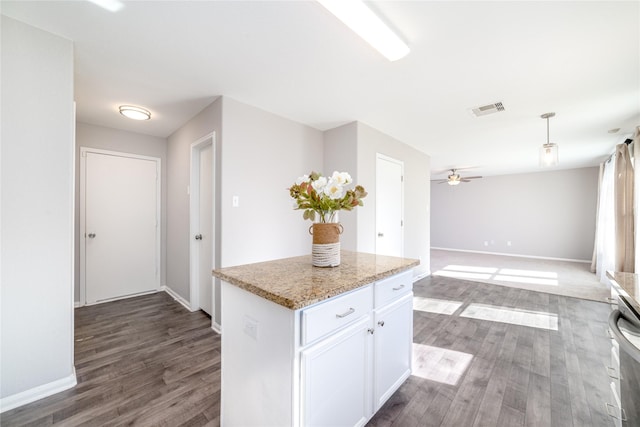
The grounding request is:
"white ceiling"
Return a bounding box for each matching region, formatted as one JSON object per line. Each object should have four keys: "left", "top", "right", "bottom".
{"left": 3, "top": 0, "right": 639, "bottom": 177}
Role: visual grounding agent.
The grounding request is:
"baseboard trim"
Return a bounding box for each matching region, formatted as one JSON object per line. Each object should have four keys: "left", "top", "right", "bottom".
{"left": 211, "top": 322, "right": 222, "bottom": 335}
{"left": 161, "top": 286, "right": 193, "bottom": 311}
{"left": 413, "top": 270, "right": 431, "bottom": 282}
{"left": 74, "top": 301, "right": 82, "bottom": 308}
{"left": 431, "top": 247, "right": 591, "bottom": 264}
{"left": 0, "top": 368, "right": 77, "bottom": 413}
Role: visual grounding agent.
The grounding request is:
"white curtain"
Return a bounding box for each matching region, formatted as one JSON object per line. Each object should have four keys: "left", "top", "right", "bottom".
{"left": 595, "top": 154, "right": 616, "bottom": 283}
{"left": 614, "top": 143, "right": 635, "bottom": 272}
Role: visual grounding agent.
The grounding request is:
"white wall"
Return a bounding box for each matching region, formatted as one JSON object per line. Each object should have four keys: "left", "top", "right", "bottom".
{"left": 166, "top": 97, "right": 323, "bottom": 326}
{"left": 323, "top": 123, "right": 359, "bottom": 250}
{"left": 166, "top": 98, "right": 222, "bottom": 313}
{"left": 1, "top": 16, "right": 76, "bottom": 406}
{"left": 74, "top": 123, "right": 168, "bottom": 303}
{"left": 220, "top": 97, "right": 324, "bottom": 267}
{"left": 356, "top": 123, "right": 431, "bottom": 278}
{"left": 430, "top": 167, "right": 599, "bottom": 261}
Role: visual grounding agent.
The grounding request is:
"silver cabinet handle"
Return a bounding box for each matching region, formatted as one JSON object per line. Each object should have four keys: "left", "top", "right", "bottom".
{"left": 606, "top": 366, "right": 619, "bottom": 380}
{"left": 336, "top": 308, "right": 355, "bottom": 318}
{"left": 367, "top": 328, "right": 374, "bottom": 335}
{"left": 378, "top": 233, "right": 384, "bottom": 237}
{"left": 392, "top": 284, "right": 405, "bottom": 291}
{"left": 195, "top": 234, "right": 203, "bottom": 240}
{"left": 378, "top": 320, "right": 385, "bottom": 327}
{"left": 605, "top": 402, "right": 627, "bottom": 421}
{"left": 87, "top": 233, "right": 96, "bottom": 238}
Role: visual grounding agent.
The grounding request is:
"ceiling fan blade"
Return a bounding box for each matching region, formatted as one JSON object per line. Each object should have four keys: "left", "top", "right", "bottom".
{"left": 430, "top": 179, "right": 448, "bottom": 183}
{"left": 462, "top": 176, "right": 483, "bottom": 180}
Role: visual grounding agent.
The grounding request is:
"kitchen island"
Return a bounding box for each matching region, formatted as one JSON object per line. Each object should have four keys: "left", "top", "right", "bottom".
{"left": 213, "top": 251, "right": 419, "bottom": 427}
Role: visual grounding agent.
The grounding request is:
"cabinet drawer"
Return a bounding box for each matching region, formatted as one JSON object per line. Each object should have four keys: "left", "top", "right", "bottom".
{"left": 301, "top": 285, "right": 373, "bottom": 346}
{"left": 375, "top": 271, "right": 413, "bottom": 308}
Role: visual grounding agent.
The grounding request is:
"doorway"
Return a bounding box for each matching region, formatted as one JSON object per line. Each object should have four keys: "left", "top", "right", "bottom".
{"left": 376, "top": 154, "right": 404, "bottom": 257}
{"left": 189, "top": 133, "right": 217, "bottom": 330}
{"left": 80, "top": 148, "right": 161, "bottom": 304}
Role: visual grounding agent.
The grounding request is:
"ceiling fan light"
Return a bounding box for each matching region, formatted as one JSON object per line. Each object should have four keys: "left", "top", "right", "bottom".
{"left": 119, "top": 105, "right": 151, "bottom": 121}
{"left": 447, "top": 179, "right": 461, "bottom": 186}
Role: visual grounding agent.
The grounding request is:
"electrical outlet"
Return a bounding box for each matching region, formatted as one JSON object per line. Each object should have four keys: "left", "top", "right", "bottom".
{"left": 483, "top": 241, "right": 489, "bottom": 247}
{"left": 232, "top": 196, "right": 239, "bottom": 207}
{"left": 507, "top": 241, "right": 512, "bottom": 247}
{"left": 243, "top": 316, "right": 258, "bottom": 340}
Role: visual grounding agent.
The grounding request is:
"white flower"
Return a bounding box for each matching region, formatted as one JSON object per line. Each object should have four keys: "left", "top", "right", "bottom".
{"left": 295, "top": 174, "right": 310, "bottom": 185}
{"left": 311, "top": 176, "right": 327, "bottom": 193}
{"left": 331, "top": 171, "right": 352, "bottom": 185}
{"left": 323, "top": 179, "right": 344, "bottom": 199}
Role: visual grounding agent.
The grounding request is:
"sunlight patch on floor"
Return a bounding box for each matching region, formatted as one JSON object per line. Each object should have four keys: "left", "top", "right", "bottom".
{"left": 494, "top": 274, "right": 558, "bottom": 286}
{"left": 432, "top": 270, "right": 493, "bottom": 280}
{"left": 460, "top": 303, "right": 559, "bottom": 330}
{"left": 414, "top": 297, "right": 464, "bottom": 315}
{"left": 499, "top": 268, "right": 558, "bottom": 278}
{"left": 433, "top": 264, "right": 559, "bottom": 286}
{"left": 411, "top": 343, "right": 473, "bottom": 386}
{"left": 442, "top": 265, "right": 499, "bottom": 274}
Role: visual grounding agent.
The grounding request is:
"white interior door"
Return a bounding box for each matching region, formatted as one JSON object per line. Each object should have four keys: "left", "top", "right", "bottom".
{"left": 190, "top": 133, "right": 216, "bottom": 323}
{"left": 198, "top": 143, "right": 214, "bottom": 316}
{"left": 84, "top": 150, "right": 159, "bottom": 303}
{"left": 376, "top": 154, "right": 404, "bottom": 257}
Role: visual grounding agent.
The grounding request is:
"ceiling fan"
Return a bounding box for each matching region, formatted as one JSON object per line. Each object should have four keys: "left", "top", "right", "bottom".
{"left": 432, "top": 169, "right": 483, "bottom": 186}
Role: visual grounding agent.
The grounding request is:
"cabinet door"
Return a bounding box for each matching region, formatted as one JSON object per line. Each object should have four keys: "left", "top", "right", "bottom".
{"left": 301, "top": 315, "right": 373, "bottom": 427}
{"left": 374, "top": 293, "right": 413, "bottom": 410}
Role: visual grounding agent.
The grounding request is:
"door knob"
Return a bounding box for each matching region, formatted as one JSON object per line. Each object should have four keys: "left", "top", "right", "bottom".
{"left": 195, "top": 234, "right": 203, "bottom": 240}
{"left": 88, "top": 233, "right": 96, "bottom": 238}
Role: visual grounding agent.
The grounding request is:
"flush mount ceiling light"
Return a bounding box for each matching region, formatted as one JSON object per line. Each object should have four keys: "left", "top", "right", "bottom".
{"left": 539, "top": 112, "right": 558, "bottom": 167}
{"left": 119, "top": 105, "right": 151, "bottom": 121}
{"left": 317, "top": 0, "right": 410, "bottom": 61}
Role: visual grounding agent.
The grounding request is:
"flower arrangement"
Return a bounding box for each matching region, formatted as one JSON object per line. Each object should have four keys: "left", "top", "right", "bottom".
{"left": 289, "top": 171, "right": 367, "bottom": 223}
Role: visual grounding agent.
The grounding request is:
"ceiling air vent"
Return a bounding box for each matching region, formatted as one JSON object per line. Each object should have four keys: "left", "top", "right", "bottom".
{"left": 469, "top": 102, "right": 505, "bottom": 117}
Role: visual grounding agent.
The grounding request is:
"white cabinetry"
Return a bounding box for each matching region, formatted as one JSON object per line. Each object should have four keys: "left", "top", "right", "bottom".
{"left": 374, "top": 293, "right": 413, "bottom": 409}
{"left": 221, "top": 269, "right": 413, "bottom": 427}
{"left": 301, "top": 315, "right": 372, "bottom": 427}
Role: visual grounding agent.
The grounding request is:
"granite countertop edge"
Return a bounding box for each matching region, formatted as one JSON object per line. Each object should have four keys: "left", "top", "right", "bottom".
{"left": 214, "top": 253, "right": 419, "bottom": 310}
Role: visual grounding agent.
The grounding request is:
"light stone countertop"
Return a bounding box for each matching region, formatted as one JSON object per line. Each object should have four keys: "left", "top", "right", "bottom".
{"left": 607, "top": 270, "right": 640, "bottom": 312}
{"left": 213, "top": 251, "right": 420, "bottom": 310}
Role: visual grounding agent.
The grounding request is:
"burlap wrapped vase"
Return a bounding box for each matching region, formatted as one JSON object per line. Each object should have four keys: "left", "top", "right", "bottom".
{"left": 309, "top": 223, "right": 343, "bottom": 267}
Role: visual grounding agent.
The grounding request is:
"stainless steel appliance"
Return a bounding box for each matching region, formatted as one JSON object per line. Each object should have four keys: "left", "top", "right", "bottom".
{"left": 609, "top": 295, "right": 640, "bottom": 426}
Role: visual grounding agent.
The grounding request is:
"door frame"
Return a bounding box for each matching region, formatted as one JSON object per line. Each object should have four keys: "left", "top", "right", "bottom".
{"left": 189, "top": 132, "right": 217, "bottom": 327}
{"left": 79, "top": 147, "right": 161, "bottom": 306}
{"left": 375, "top": 153, "right": 405, "bottom": 257}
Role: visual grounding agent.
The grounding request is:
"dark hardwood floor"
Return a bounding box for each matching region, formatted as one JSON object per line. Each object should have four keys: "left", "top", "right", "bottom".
{"left": 1, "top": 292, "right": 220, "bottom": 426}
{"left": 369, "top": 276, "right": 614, "bottom": 427}
{"left": 2, "top": 277, "right": 614, "bottom": 426}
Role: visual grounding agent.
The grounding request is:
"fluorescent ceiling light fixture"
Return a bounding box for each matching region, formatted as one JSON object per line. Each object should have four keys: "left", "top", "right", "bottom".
{"left": 87, "top": 0, "right": 124, "bottom": 13}
{"left": 119, "top": 105, "right": 151, "bottom": 121}
{"left": 317, "top": 0, "right": 410, "bottom": 61}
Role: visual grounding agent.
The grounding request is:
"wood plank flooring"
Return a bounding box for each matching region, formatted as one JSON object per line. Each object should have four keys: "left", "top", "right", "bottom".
{"left": 1, "top": 292, "right": 220, "bottom": 426}
{"left": 369, "top": 276, "right": 615, "bottom": 427}
{"left": 2, "top": 277, "right": 615, "bottom": 426}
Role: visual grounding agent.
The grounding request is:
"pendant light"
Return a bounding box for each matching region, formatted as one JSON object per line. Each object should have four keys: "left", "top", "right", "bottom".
{"left": 539, "top": 112, "right": 558, "bottom": 167}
